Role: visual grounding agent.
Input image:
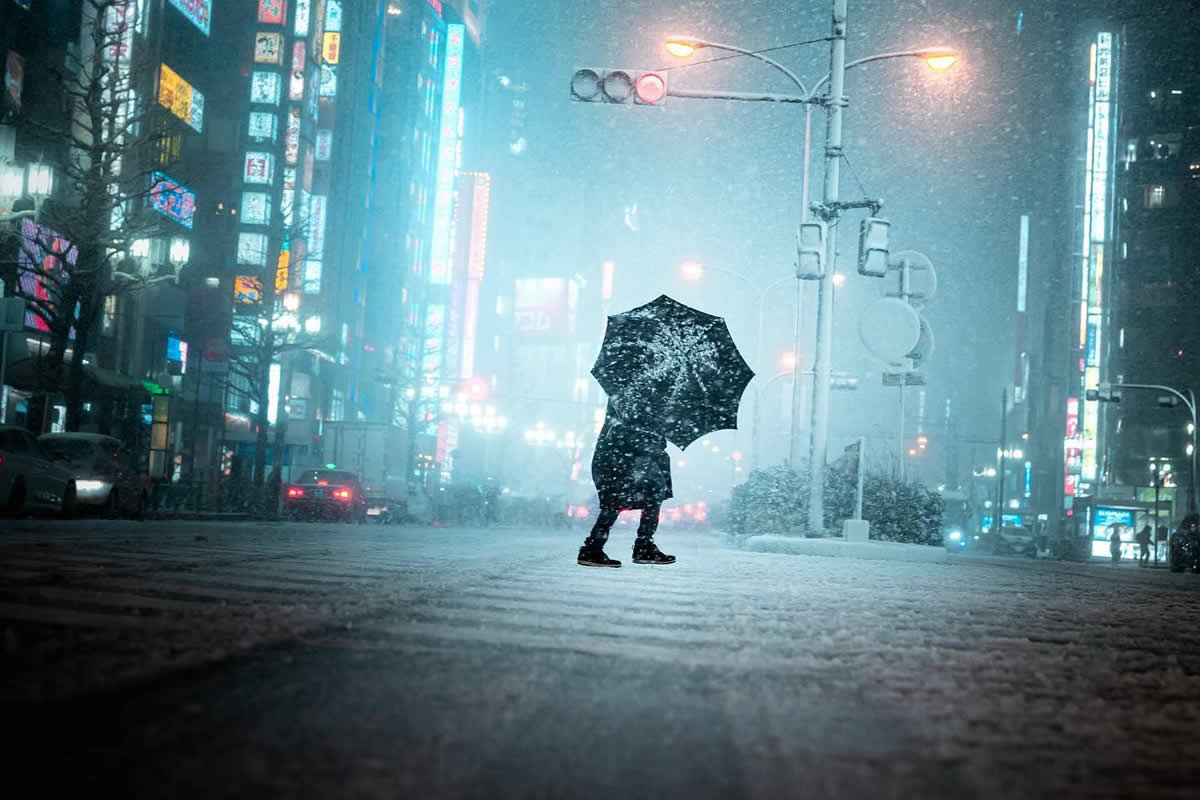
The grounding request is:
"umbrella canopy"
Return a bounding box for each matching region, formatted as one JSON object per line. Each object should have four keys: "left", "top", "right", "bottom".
{"left": 591, "top": 295, "right": 755, "bottom": 450}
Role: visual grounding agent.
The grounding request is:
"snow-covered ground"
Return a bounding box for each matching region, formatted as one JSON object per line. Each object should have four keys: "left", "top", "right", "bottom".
{"left": 4, "top": 520, "right": 1199, "bottom": 798}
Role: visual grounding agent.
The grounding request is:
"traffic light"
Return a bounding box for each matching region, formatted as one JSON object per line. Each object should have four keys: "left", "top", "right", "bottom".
{"left": 917, "top": 435, "right": 928, "bottom": 450}
{"left": 570, "top": 68, "right": 668, "bottom": 106}
{"left": 857, "top": 217, "right": 890, "bottom": 277}
{"left": 795, "top": 221, "right": 827, "bottom": 279}
{"left": 1086, "top": 383, "right": 1122, "bottom": 402}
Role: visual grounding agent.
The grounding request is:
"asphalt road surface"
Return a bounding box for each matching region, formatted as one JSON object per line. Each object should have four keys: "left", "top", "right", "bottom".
{"left": 3, "top": 519, "right": 1199, "bottom": 799}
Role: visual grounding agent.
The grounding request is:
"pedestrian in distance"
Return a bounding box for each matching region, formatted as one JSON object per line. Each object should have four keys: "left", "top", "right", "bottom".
{"left": 1136, "top": 524, "right": 1152, "bottom": 567}
{"left": 1109, "top": 524, "right": 1123, "bottom": 565}
{"left": 578, "top": 401, "right": 676, "bottom": 568}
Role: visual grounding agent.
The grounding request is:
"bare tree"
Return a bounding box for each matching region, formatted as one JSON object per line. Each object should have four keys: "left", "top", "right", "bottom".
{"left": 226, "top": 202, "right": 334, "bottom": 509}
{"left": 15, "top": 1, "right": 178, "bottom": 430}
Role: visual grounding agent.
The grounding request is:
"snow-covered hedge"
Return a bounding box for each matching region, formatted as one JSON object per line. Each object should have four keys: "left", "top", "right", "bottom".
{"left": 727, "top": 465, "right": 944, "bottom": 544}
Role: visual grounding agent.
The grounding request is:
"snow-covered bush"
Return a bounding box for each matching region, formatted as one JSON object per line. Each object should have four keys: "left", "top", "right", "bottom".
{"left": 727, "top": 464, "right": 944, "bottom": 544}
{"left": 727, "top": 466, "right": 809, "bottom": 536}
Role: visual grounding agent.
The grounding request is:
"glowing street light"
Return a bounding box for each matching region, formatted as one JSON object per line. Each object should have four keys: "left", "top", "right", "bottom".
{"left": 925, "top": 52, "right": 957, "bottom": 71}
{"left": 665, "top": 38, "right": 699, "bottom": 58}
{"left": 680, "top": 261, "right": 705, "bottom": 281}
{"left": 831, "top": 272, "right": 847, "bottom": 288}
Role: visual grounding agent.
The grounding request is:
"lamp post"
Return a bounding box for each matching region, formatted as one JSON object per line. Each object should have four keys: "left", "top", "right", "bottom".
{"left": 665, "top": 17, "right": 957, "bottom": 534}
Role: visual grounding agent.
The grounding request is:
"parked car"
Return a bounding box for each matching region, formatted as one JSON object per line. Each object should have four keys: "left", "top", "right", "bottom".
{"left": 283, "top": 469, "right": 368, "bottom": 523}
{"left": 39, "top": 432, "right": 148, "bottom": 519}
{"left": 0, "top": 425, "right": 77, "bottom": 518}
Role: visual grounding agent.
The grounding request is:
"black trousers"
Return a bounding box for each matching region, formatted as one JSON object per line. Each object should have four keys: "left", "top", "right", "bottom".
{"left": 586, "top": 502, "right": 661, "bottom": 546}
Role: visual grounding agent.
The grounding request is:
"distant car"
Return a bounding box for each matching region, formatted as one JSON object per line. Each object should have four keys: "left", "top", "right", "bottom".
{"left": 0, "top": 425, "right": 77, "bottom": 518}
{"left": 39, "top": 433, "right": 148, "bottom": 519}
{"left": 1168, "top": 516, "right": 1200, "bottom": 574}
{"left": 363, "top": 485, "right": 404, "bottom": 524}
{"left": 943, "top": 527, "right": 969, "bottom": 551}
{"left": 283, "top": 469, "right": 367, "bottom": 523}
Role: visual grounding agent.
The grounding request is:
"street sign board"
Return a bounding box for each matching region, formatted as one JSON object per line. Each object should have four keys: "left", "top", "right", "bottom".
{"left": 882, "top": 372, "right": 926, "bottom": 386}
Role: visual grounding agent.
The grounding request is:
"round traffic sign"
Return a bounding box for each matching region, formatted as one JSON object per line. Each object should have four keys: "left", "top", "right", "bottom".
{"left": 859, "top": 297, "right": 921, "bottom": 366}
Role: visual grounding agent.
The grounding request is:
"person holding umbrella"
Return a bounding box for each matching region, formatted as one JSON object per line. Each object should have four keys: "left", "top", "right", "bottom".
{"left": 578, "top": 399, "right": 676, "bottom": 567}
{"left": 579, "top": 295, "right": 755, "bottom": 568}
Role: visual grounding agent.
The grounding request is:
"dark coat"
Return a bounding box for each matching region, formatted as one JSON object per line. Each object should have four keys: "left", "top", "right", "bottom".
{"left": 591, "top": 409, "right": 673, "bottom": 511}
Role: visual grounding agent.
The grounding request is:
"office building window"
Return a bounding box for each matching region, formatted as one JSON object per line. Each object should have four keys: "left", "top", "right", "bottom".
{"left": 1146, "top": 184, "right": 1165, "bottom": 208}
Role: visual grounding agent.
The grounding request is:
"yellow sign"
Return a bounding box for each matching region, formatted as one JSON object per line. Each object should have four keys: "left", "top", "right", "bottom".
{"left": 157, "top": 63, "right": 204, "bottom": 132}
{"left": 158, "top": 64, "right": 190, "bottom": 123}
{"left": 322, "top": 32, "right": 341, "bottom": 65}
{"left": 234, "top": 276, "right": 262, "bottom": 304}
{"left": 275, "top": 246, "right": 291, "bottom": 293}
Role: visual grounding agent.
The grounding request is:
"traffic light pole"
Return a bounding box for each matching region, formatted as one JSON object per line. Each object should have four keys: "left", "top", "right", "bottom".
{"left": 1101, "top": 382, "right": 1198, "bottom": 514}
{"left": 807, "top": 0, "right": 847, "bottom": 536}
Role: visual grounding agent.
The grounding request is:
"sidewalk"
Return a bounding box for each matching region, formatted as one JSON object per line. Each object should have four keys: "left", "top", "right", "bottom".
{"left": 739, "top": 533, "right": 951, "bottom": 563}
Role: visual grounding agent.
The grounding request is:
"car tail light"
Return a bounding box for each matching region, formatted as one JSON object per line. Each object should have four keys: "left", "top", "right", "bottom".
{"left": 286, "top": 486, "right": 304, "bottom": 498}
{"left": 333, "top": 488, "right": 353, "bottom": 501}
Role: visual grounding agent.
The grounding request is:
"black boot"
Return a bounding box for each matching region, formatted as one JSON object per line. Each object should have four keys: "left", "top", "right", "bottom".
{"left": 578, "top": 538, "right": 621, "bottom": 568}
{"left": 632, "top": 539, "right": 676, "bottom": 565}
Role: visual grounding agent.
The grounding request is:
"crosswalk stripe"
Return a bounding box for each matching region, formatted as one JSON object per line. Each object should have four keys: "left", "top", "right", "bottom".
{"left": 0, "top": 601, "right": 186, "bottom": 630}
{"left": 76, "top": 576, "right": 319, "bottom": 603}
{"left": 0, "top": 585, "right": 236, "bottom": 614}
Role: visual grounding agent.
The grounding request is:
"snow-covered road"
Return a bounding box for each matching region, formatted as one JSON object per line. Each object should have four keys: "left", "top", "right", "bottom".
{"left": 4, "top": 520, "right": 1199, "bottom": 798}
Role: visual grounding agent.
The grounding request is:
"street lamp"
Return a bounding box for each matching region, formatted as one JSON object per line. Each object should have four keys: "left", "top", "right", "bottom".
{"left": 26, "top": 163, "right": 54, "bottom": 197}
{"left": 664, "top": 20, "right": 959, "bottom": 535}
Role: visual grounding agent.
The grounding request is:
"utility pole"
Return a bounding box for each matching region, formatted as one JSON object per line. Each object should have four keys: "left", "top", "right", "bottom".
{"left": 807, "top": 0, "right": 847, "bottom": 536}
{"left": 996, "top": 388, "right": 1008, "bottom": 531}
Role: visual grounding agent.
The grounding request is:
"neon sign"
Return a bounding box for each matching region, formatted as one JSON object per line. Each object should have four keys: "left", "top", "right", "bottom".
{"left": 429, "top": 24, "right": 464, "bottom": 285}
{"left": 149, "top": 171, "right": 196, "bottom": 229}
{"left": 167, "top": 0, "right": 211, "bottom": 36}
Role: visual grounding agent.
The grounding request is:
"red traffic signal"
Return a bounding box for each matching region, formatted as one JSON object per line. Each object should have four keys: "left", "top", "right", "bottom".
{"left": 634, "top": 72, "right": 667, "bottom": 105}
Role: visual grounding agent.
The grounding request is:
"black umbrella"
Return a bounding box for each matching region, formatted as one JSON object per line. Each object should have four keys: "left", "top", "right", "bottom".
{"left": 591, "top": 295, "right": 755, "bottom": 449}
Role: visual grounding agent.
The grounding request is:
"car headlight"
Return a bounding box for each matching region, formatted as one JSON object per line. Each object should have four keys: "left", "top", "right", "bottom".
{"left": 948, "top": 530, "right": 962, "bottom": 541}
{"left": 76, "top": 479, "right": 110, "bottom": 492}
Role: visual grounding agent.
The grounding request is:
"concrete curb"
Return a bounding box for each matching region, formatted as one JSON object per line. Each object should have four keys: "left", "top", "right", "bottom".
{"left": 740, "top": 533, "right": 951, "bottom": 564}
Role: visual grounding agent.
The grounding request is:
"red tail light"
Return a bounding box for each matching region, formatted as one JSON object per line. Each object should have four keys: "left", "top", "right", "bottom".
{"left": 333, "top": 488, "right": 353, "bottom": 501}
{"left": 286, "top": 486, "right": 304, "bottom": 498}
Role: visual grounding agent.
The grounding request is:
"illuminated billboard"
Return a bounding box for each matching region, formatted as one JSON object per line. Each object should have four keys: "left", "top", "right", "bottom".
{"left": 17, "top": 218, "right": 78, "bottom": 333}
{"left": 285, "top": 106, "right": 301, "bottom": 164}
{"left": 149, "top": 171, "right": 196, "bottom": 229}
{"left": 513, "top": 278, "right": 578, "bottom": 335}
{"left": 322, "top": 33, "right": 340, "bottom": 65}
{"left": 324, "top": 0, "right": 343, "bottom": 31}
{"left": 289, "top": 41, "right": 306, "bottom": 100}
{"left": 237, "top": 232, "right": 268, "bottom": 266}
{"left": 254, "top": 32, "right": 284, "bottom": 65}
{"left": 241, "top": 191, "right": 271, "bottom": 225}
{"left": 248, "top": 111, "right": 278, "bottom": 141}
{"left": 258, "top": 0, "right": 287, "bottom": 24}
{"left": 234, "top": 276, "right": 263, "bottom": 304}
{"left": 429, "top": 24, "right": 465, "bottom": 285}
{"left": 158, "top": 63, "right": 205, "bottom": 132}
{"left": 167, "top": 0, "right": 211, "bottom": 36}
{"left": 250, "top": 71, "right": 282, "bottom": 105}
{"left": 315, "top": 129, "right": 332, "bottom": 160}
{"left": 294, "top": 0, "right": 311, "bottom": 36}
{"left": 307, "top": 195, "right": 327, "bottom": 258}
{"left": 244, "top": 151, "right": 275, "bottom": 184}
{"left": 1067, "top": 31, "right": 1117, "bottom": 502}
